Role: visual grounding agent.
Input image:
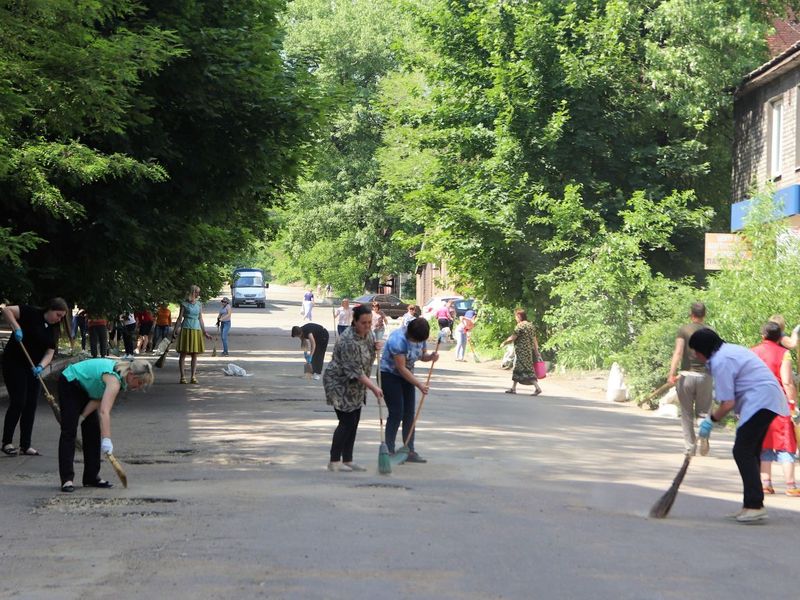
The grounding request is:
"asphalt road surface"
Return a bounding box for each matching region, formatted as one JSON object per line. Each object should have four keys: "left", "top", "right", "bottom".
{"left": 1, "top": 284, "right": 798, "bottom": 599}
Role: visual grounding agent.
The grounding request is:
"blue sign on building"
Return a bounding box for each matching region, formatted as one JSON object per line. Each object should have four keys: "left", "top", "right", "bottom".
{"left": 731, "top": 184, "right": 800, "bottom": 231}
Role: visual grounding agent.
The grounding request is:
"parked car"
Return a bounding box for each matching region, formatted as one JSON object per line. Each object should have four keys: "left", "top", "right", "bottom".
{"left": 420, "top": 295, "right": 463, "bottom": 318}
{"left": 453, "top": 298, "right": 476, "bottom": 317}
{"left": 352, "top": 294, "right": 409, "bottom": 319}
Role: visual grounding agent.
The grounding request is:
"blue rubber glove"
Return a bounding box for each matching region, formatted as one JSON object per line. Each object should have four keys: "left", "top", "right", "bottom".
{"left": 698, "top": 416, "right": 713, "bottom": 439}
{"left": 13, "top": 328, "right": 22, "bottom": 342}
{"left": 304, "top": 352, "right": 312, "bottom": 364}
{"left": 32, "top": 365, "right": 44, "bottom": 378}
{"left": 101, "top": 437, "right": 113, "bottom": 455}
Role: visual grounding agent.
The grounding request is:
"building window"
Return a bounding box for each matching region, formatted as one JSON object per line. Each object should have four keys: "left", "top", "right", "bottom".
{"left": 769, "top": 97, "right": 783, "bottom": 178}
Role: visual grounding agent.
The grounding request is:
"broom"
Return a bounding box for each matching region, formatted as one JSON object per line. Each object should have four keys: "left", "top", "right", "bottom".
{"left": 467, "top": 334, "right": 480, "bottom": 363}
{"left": 643, "top": 381, "right": 675, "bottom": 407}
{"left": 392, "top": 336, "right": 441, "bottom": 465}
{"left": 106, "top": 452, "right": 128, "bottom": 488}
{"left": 18, "top": 340, "right": 61, "bottom": 423}
{"left": 649, "top": 453, "right": 692, "bottom": 518}
{"left": 154, "top": 329, "right": 176, "bottom": 368}
{"left": 376, "top": 367, "right": 391, "bottom": 475}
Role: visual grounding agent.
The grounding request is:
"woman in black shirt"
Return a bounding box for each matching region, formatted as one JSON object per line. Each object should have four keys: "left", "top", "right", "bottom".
{"left": 2, "top": 298, "right": 70, "bottom": 455}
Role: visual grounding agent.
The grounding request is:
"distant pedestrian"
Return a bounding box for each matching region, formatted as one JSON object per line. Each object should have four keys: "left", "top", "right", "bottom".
{"left": 401, "top": 305, "right": 418, "bottom": 331}
{"left": 291, "top": 323, "right": 329, "bottom": 380}
{"left": 301, "top": 290, "right": 314, "bottom": 321}
{"left": 371, "top": 302, "right": 388, "bottom": 341}
{"left": 73, "top": 309, "right": 87, "bottom": 351}
{"left": 751, "top": 322, "right": 800, "bottom": 496}
{"left": 153, "top": 303, "right": 172, "bottom": 349}
{"left": 323, "top": 304, "right": 383, "bottom": 472}
{"left": 334, "top": 299, "right": 352, "bottom": 336}
{"left": 217, "top": 297, "right": 232, "bottom": 356}
{"left": 500, "top": 309, "right": 542, "bottom": 396}
{"left": 691, "top": 328, "right": 789, "bottom": 523}
{"left": 119, "top": 310, "right": 136, "bottom": 358}
{"left": 87, "top": 313, "right": 109, "bottom": 358}
{"left": 175, "top": 285, "right": 212, "bottom": 384}
{"left": 668, "top": 302, "right": 713, "bottom": 455}
{"left": 134, "top": 308, "right": 154, "bottom": 354}
{"left": 380, "top": 318, "right": 438, "bottom": 463}
{"left": 1, "top": 298, "right": 70, "bottom": 456}
{"left": 454, "top": 310, "right": 476, "bottom": 362}
{"left": 325, "top": 283, "right": 333, "bottom": 298}
{"left": 768, "top": 314, "right": 800, "bottom": 350}
{"left": 57, "top": 358, "right": 153, "bottom": 492}
{"left": 435, "top": 300, "right": 455, "bottom": 339}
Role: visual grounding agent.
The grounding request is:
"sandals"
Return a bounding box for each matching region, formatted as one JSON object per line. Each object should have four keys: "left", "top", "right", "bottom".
{"left": 61, "top": 481, "right": 75, "bottom": 493}
{"left": 19, "top": 447, "right": 40, "bottom": 456}
{"left": 532, "top": 389, "right": 542, "bottom": 397}
{"left": 763, "top": 483, "right": 775, "bottom": 495}
{"left": 504, "top": 389, "right": 516, "bottom": 394}
{"left": 190, "top": 377, "right": 198, "bottom": 384}
{"left": 179, "top": 377, "right": 187, "bottom": 384}
{"left": 83, "top": 479, "right": 113, "bottom": 489}
{"left": 2, "top": 444, "right": 17, "bottom": 456}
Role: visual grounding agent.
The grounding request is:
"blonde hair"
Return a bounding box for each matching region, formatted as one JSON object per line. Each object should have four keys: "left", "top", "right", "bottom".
{"left": 115, "top": 359, "right": 155, "bottom": 389}
{"left": 769, "top": 314, "right": 787, "bottom": 332}
{"left": 187, "top": 285, "right": 201, "bottom": 300}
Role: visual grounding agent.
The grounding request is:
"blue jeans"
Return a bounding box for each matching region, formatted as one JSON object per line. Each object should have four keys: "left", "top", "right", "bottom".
{"left": 455, "top": 329, "right": 466, "bottom": 360}
{"left": 380, "top": 370, "right": 416, "bottom": 453}
{"left": 153, "top": 325, "right": 170, "bottom": 347}
{"left": 220, "top": 320, "right": 231, "bottom": 353}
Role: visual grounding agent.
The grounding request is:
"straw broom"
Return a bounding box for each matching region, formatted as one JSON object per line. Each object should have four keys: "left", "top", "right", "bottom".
{"left": 106, "top": 452, "right": 128, "bottom": 488}
{"left": 649, "top": 453, "right": 692, "bottom": 518}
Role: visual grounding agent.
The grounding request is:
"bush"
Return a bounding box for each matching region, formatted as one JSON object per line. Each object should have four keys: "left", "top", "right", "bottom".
{"left": 470, "top": 304, "right": 516, "bottom": 360}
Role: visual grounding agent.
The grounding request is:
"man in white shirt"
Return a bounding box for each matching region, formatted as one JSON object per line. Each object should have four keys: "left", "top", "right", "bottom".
{"left": 690, "top": 328, "right": 789, "bottom": 523}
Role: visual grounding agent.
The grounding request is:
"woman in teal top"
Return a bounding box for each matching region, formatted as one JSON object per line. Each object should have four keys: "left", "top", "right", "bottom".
{"left": 175, "top": 284, "right": 212, "bottom": 384}
{"left": 57, "top": 358, "right": 154, "bottom": 492}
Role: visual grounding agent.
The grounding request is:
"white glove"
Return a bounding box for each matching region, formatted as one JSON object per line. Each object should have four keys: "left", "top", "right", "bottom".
{"left": 101, "top": 437, "right": 113, "bottom": 455}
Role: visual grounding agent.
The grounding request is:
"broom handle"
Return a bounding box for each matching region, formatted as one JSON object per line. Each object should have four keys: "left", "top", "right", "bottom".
{"left": 18, "top": 339, "right": 56, "bottom": 401}
{"left": 377, "top": 360, "right": 386, "bottom": 443}
{"left": 403, "top": 338, "right": 441, "bottom": 447}
{"left": 644, "top": 381, "right": 675, "bottom": 405}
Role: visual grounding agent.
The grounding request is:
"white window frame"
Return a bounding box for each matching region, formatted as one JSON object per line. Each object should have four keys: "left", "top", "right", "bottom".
{"left": 769, "top": 97, "right": 783, "bottom": 179}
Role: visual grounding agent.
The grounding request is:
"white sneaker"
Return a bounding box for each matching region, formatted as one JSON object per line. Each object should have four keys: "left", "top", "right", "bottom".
{"left": 344, "top": 463, "right": 366, "bottom": 472}
{"left": 327, "top": 462, "right": 352, "bottom": 472}
{"left": 698, "top": 437, "right": 709, "bottom": 456}
{"left": 725, "top": 508, "right": 745, "bottom": 520}
{"left": 736, "top": 507, "right": 768, "bottom": 523}
{"left": 313, "top": 374, "right": 320, "bottom": 380}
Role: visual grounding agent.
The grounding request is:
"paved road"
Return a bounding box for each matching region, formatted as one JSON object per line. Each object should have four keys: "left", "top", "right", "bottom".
{"left": 0, "top": 284, "right": 798, "bottom": 599}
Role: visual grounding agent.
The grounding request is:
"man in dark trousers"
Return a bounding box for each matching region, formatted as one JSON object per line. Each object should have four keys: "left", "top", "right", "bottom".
{"left": 291, "top": 323, "right": 329, "bottom": 380}
{"left": 668, "top": 302, "right": 712, "bottom": 456}
{"left": 690, "top": 328, "right": 789, "bottom": 523}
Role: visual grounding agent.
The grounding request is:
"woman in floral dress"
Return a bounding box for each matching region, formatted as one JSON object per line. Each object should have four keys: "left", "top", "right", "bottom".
{"left": 501, "top": 309, "right": 542, "bottom": 396}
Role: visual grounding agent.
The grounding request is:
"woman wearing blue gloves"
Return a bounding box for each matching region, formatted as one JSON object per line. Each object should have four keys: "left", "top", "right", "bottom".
{"left": 1, "top": 299, "right": 70, "bottom": 456}
{"left": 57, "top": 358, "right": 154, "bottom": 492}
{"left": 691, "top": 328, "right": 789, "bottom": 523}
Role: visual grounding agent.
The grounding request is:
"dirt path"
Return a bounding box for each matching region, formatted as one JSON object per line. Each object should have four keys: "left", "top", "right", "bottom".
{"left": 1, "top": 284, "right": 798, "bottom": 599}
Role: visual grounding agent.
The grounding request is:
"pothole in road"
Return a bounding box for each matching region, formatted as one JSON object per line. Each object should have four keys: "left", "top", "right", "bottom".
{"left": 34, "top": 496, "right": 179, "bottom": 517}
{"left": 124, "top": 458, "right": 178, "bottom": 465}
{"left": 167, "top": 448, "right": 197, "bottom": 456}
{"left": 353, "top": 483, "right": 412, "bottom": 490}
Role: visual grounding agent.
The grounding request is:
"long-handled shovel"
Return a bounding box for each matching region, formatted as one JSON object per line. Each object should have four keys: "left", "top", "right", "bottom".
{"left": 392, "top": 337, "right": 441, "bottom": 466}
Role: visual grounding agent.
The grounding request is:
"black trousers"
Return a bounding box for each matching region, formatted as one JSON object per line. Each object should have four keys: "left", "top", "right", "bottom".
{"left": 733, "top": 408, "right": 778, "bottom": 509}
{"left": 122, "top": 323, "right": 136, "bottom": 355}
{"left": 311, "top": 330, "right": 329, "bottom": 375}
{"left": 57, "top": 376, "right": 102, "bottom": 485}
{"left": 330, "top": 408, "right": 361, "bottom": 463}
{"left": 2, "top": 360, "right": 40, "bottom": 450}
{"left": 88, "top": 325, "right": 108, "bottom": 357}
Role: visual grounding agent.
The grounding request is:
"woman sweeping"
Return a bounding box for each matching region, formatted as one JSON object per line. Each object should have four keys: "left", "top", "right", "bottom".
{"left": 380, "top": 317, "right": 439, "bottom": 463}
{"left": 323, "top": 304, "right": 383, "bottom": 472}
{"left": 501, "top": 309, "right": 542, "bottom": 396}
{"left": 175, "top": 285, "right": 212, "bottom": 384}
{"left": 57, "top": 358, "right": 154, "bottom": 492}
{"left": 2, "top": 298, "right": 70, "bottom": 456}
{"left": 291, "top": 323, "right": 330, "bottom": 381}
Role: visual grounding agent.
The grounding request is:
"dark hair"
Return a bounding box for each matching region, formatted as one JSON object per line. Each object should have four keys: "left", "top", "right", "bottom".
{"left": 514, "top": 308, "right": 528, "bottom": 321}
{"left": 690, "top": 302, "right": 706, "bottom": 319}
{"left": 688, "top": 327, "right": 723, "bottom": 359}
{"left": 44, "top": 297, "right": 71, "bottom": 340}
{"left": 352, "top": 304, "right": 371, "bottom": 324}
{"left": 291, "top": 326, "right": 302, "bottom": 338}
{"left": 762, "top": 321, "right": 783, "bottom": 343}
{"left": 406, "top": 317, "right": 430, "bottom": 342}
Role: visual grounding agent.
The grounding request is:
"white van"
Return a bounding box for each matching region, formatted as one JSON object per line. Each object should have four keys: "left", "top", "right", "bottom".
{"left": 231, "top": 268, "right": 268, "bottom": 308}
